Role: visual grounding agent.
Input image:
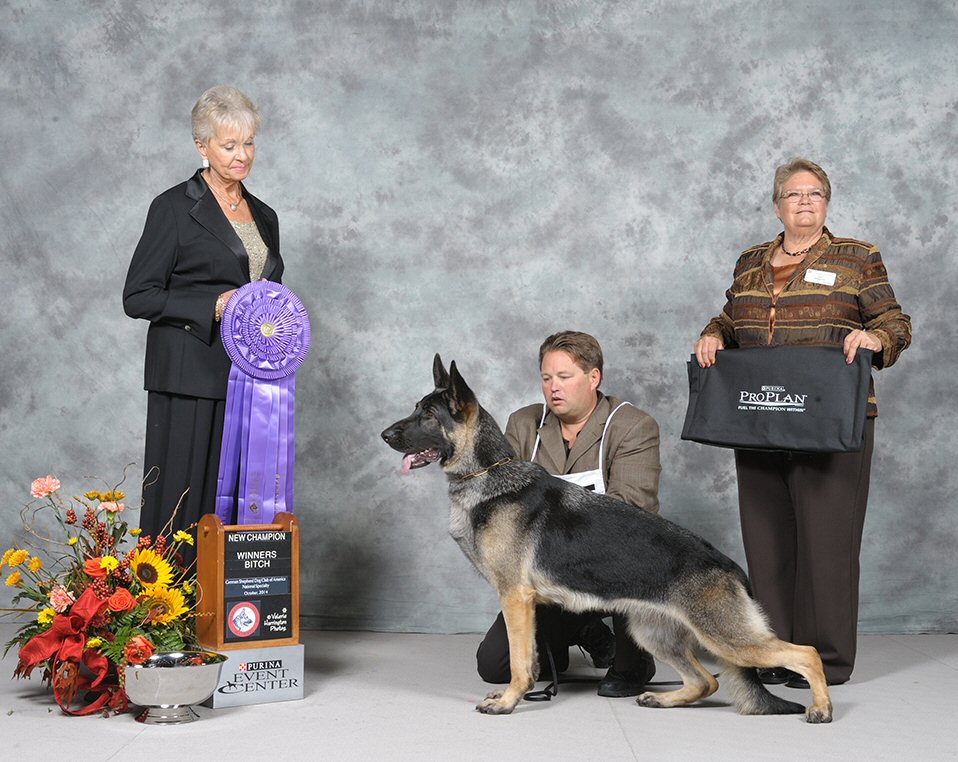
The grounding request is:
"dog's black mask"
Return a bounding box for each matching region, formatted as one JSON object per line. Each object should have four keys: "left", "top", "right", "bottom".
{"left": 380, "top": 354, "right": 476, "bottom": 472}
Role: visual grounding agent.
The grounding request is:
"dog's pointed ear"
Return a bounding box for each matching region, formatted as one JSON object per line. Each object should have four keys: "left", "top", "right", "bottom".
{"left": 448, "top": 361, "right": 477, "bottom": 415}
{"left": 433, "top": 353, "right": 450, "bottom": 389}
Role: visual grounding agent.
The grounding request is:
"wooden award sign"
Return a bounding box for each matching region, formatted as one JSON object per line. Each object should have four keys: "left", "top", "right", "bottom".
{"left": 196, "top": 512, "right": 300, "bottom": 650}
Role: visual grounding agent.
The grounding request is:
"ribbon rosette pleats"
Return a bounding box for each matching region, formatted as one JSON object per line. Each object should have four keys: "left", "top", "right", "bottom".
{"left": 215, "top": 281, "right": 310, "bottom": 524}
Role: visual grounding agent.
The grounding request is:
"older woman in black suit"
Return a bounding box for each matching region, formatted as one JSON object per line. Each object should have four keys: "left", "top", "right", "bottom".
{"left": 124, "top": 85, "right": 283, "bottom": 541}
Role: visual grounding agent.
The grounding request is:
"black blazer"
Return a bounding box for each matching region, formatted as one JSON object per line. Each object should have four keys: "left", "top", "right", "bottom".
{"left": 123, "top": 169, "right": 284, "bottom": 399}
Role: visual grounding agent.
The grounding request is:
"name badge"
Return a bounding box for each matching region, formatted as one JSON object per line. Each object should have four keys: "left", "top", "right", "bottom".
{"left": 805, "top": 269, "right": 837, "bottom": 287}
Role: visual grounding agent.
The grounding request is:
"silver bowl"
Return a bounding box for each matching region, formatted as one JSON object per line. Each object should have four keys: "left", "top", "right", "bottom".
{"left": 124, "top": 650, "right": 227, "bottom": 724}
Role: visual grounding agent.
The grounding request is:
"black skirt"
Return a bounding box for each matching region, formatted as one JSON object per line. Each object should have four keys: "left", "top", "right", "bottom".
{"left": 140, "top": 391, "right": 233, "bottom": 539}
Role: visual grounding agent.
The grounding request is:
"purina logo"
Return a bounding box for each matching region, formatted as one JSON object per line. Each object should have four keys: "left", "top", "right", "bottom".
{"left": 738, "top": 384, "right": 807, "bottom": 412}
{"left": 243, "top": 660, "right": 282, "bottom": 671}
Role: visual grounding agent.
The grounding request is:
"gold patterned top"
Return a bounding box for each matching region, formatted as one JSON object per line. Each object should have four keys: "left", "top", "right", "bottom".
{"left": 699, "top": 227, "right": 912, "bottom": 417}
{"left": 230, "top": 221, "right": 269, "bottom": 281}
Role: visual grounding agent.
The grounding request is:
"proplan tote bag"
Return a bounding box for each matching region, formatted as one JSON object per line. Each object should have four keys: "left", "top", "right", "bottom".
{"left": 681, "top": 346, "right": 873, "bottom": 453}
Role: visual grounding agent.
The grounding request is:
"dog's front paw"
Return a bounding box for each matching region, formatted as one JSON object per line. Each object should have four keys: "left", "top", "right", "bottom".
{"left": 805, "top": 704, "right": 833, "bottom": 724}
{"left": 636, "top": 691, "right": 665, "bottom": 709}
{"left": 476, "top": 692, "right": 516, "bottom": 715}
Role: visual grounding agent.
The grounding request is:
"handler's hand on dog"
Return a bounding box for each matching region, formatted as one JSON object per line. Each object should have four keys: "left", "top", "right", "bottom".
{"left": 843, "top": 329, "right": 882, "bottom": 364}
{"left": 695, "top": 335, "right": 724, "bottom": 368}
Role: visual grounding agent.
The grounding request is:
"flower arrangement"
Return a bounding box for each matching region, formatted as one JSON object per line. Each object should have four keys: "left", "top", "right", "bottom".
{"left": 2, "top": 474, "right": 199, "bottom": 715}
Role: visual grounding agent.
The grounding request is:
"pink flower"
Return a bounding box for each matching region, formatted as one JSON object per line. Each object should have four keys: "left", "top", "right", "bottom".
{"left": 100, "top": 501, "right": 125, "bottom": 513}
{"left": 30, "top": 475, "right": 61, "bottom": 499}
{"left": 49, "top": 586, "right": 75, "bottom": 613}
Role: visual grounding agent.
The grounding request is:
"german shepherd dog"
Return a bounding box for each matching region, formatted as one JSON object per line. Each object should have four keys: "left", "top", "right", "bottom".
{"left": 381, "top": 356, "right": 832, "bottom": 723}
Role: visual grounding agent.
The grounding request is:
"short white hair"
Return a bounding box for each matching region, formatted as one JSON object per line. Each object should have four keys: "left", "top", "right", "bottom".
{"left": 191, "top": 86, "right": 261, "bottom": 144}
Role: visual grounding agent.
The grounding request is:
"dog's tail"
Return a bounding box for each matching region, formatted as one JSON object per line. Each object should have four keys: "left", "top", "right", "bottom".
{"left": 723, "top": 665, "right": 805, "bottom": 715}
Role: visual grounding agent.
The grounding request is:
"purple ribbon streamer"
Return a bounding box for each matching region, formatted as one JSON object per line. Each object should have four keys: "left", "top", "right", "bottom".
{"left": 214, "top": 282, "right": 309, "bottom": 525}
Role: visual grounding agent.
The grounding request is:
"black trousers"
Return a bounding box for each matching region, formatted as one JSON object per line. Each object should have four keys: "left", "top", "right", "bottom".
{"left": 475, "top": 605, "right": 648, "bottom": 684}
{"left": 141, "top": 392, "right": 228, "bottom": 559}
{"left": 734, "top": 418, "right": 875, "bottom": 684}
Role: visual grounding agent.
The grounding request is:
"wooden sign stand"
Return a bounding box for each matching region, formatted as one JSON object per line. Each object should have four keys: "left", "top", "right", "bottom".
{"left": 196, "top": 512, "right": 300, "bottom": 650}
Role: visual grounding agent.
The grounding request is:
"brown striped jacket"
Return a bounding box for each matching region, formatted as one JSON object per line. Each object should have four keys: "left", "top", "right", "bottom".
{"left": 700, "top": 227, "right": 911, "bottom": 416}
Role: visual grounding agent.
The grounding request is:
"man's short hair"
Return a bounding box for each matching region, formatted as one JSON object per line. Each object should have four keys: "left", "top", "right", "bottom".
{"left": 538, "top": 331, "right": 604, "bottom": 378}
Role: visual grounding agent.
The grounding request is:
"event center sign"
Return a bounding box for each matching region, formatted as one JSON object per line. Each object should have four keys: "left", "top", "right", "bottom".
{"left": 197, "top": 513, "right": 303, "bottom": 708}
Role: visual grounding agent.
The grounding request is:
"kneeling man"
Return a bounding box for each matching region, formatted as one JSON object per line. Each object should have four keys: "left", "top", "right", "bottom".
{"left": 476, "top": 330, "right": 662, "bottom": 696}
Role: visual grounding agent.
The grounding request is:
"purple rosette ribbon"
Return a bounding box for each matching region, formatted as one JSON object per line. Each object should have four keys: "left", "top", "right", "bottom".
{"left": 215, "top": 281, "right": 310, "bottom": 524}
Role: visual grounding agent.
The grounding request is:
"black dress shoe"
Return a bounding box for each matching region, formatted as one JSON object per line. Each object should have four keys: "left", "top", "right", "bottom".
{"left": 597, "top": 654, "right": 656, "bottom": 698}
{"left": 786, "top": 674, "right": 848, "bottom": 689}
{"left": 757, "top": 667, "right": 797, "bottom": 685}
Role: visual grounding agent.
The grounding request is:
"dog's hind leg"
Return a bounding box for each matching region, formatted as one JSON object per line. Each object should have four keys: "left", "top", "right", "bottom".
{"left": 721, "top": 664, "right": 805, "bottom": 716}
{"left": 686, "top": 581, "right": 832, "bottom": 723}
{"left": 476, "top": 585, "right": 536, "bottom": 715}
{"left": 779, "top": 643, "right": 833, "bottom": 724}
{"left": 624, "top": 610, "right": 719, "bottom": 709}
{"left": 721, "top": 641, "right": 832, "bottom": 724}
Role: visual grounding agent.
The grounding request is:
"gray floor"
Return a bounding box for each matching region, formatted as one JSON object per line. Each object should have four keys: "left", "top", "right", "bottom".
{"left": 2, "top": 627, "right": 956, "bottom": 761}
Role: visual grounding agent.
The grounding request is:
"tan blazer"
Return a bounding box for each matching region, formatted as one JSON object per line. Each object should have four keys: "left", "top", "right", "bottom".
{"left": 504, "top": 393, "right": 661, "bottom": 514}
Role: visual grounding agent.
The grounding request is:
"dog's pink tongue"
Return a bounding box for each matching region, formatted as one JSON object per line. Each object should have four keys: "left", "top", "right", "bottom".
{"left": 401, "top": 453, "right": 414, "bottom": 475}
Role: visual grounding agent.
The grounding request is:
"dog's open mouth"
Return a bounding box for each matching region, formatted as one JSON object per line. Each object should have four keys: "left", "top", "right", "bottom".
{"left": 401, "top": 449, "right": 440, "bottom": 475}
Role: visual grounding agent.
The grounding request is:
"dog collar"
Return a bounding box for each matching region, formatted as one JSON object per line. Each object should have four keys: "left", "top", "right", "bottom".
{"left": 457, "top": 456, "right": 514, "bottom": 481}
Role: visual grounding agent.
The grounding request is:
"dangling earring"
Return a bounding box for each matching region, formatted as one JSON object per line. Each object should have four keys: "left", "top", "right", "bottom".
{"left": 202, "top": 158, "right": 210, "bottom": 168}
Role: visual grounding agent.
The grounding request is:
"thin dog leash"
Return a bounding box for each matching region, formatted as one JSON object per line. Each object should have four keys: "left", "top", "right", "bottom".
{"left": 523, "top": 644, "right": 559, "bottom": 702}
{"left": 522, "top": 644, "right": 696, "bottom": 702}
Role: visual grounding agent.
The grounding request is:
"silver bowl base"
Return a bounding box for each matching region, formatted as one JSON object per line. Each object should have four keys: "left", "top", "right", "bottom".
{"left": 135, "top": 705, "right": 199, "bottom": 724}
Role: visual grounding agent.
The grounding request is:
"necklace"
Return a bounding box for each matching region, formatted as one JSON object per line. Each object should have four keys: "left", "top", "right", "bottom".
{"left": 781, "top": 242, "right": 813, "bottom": 257}
{"left": 205, "top": 172, "right": 242, "bottom": 212}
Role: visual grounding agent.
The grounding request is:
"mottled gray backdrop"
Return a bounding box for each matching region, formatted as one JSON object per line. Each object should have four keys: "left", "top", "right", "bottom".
{"left": 2, "top": 1, "right": 955, "bottom": 635}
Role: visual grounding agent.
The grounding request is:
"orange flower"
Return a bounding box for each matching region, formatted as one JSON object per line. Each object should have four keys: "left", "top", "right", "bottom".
{"left": 83, "top": 557, "right": 109, "bottom": 578}
{"left": 124, "top": 635, "right": 154, "bottom": 665}
{"left": 107, "top": 587, "right": 137, "bottom": 613}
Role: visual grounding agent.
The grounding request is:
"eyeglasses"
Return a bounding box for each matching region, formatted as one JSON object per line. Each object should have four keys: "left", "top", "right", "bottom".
{"left": 779, "top": 189, "right": 827, "bottom": 204}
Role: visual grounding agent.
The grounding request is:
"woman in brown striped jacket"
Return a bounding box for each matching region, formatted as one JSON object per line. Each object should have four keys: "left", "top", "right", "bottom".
{"left": 693, "top": 157, "right": 911, "bottom": 688}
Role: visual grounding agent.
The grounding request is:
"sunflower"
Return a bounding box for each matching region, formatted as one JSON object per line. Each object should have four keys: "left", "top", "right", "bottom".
{"left": 130, "top": 549, "right": 174, "bottom": 590}
{"left": 142, "top": 586, "right": 188, "bottom": 625}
